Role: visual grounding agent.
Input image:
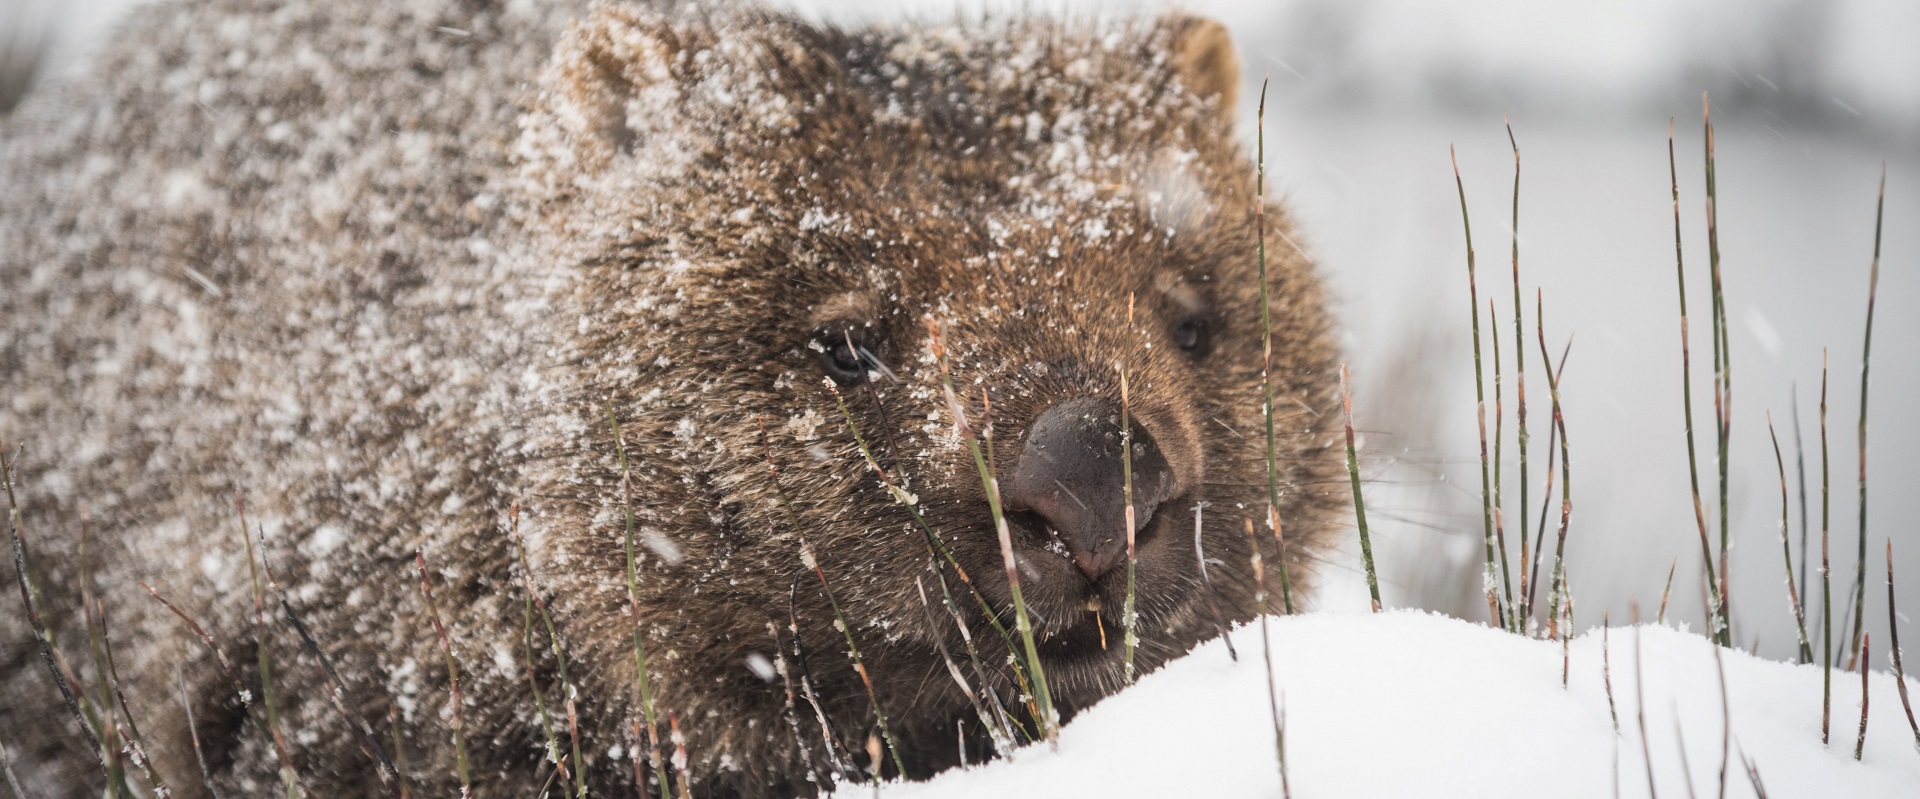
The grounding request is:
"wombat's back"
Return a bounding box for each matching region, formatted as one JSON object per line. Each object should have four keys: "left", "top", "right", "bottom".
{"left": 1, "top": 0, "right": 584, "bottom": 793}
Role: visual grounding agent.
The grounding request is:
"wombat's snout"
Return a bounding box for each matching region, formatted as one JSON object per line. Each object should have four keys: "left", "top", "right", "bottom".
{"left": 1000, "top": 397, "right": 1178, "bottom": 580}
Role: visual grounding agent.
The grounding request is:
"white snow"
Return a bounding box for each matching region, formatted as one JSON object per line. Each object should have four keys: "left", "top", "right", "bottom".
{"left": 843, "top": 611, "right": 1920, "bottom": 798}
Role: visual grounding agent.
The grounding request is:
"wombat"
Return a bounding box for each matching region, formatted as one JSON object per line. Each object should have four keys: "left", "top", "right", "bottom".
{"left": 0, "top": 1, "right": 1344, "bottom": 796}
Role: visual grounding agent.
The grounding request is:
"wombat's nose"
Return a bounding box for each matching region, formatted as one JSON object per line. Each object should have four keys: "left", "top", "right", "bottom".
{"left": 1000, "top": 397, "right": 1177, "bottom": 580}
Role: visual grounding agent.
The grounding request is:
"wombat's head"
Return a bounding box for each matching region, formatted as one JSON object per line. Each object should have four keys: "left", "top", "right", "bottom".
{"left": 518, "top": 4, "right": 1341, "bottom": 725}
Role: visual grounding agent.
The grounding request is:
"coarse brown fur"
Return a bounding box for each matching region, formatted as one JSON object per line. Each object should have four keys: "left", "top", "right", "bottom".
{"left": 0, "top": 1, "right": 1345, "bottom": 797}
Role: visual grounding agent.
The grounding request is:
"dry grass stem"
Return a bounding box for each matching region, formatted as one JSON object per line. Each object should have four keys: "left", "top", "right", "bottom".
{"left": 414, "top": 551, "right": 471, "bottom": 798}
{"left": 1192, "top": 504, "right": 1236, "bottom": 660}
{"left": 1888, "top": 541, "right": 1920, "bottom": 751}
{"left": 1845, "top": 167, "right": 1886, "bottom": 666}
{"left": 1767, "top": 414, "right": 1814, "bottom": 664}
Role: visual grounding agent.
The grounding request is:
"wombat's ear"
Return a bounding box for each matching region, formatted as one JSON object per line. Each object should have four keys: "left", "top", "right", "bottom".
{"left": 1167, "top": 16, "right": 1241, "bottom": 119}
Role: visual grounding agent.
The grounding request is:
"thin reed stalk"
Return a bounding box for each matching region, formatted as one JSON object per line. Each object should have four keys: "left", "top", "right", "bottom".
{"left": 795, "top": 532, "right": 906, "bottom": 779}
{"left": 1256, "top": 78, "right": 1295, "bottom": 619}
{"left": 237, "top": 500, "right": 303, "bottom": 798}
{"left": 1846, "top": 167, "right": 1886, "bottom": 667}
{"left": 1767, "top": 414, "right": 1814, "bottom": 664}
{"left": 1494, "top": 298, "right": 1510, "bottom": 629}
{"left": 1338, "top": 365, "right": 1382, "bottom": 612}
{"left": 414, "top": 551, "right": 472, "bottom": 798}
{"left": 1603, "top": 612, "right": 1619, "bottom": 734}
{"left": 605, "top": 402, "right": 668, "bottom": 796}
{"left": 1632, "top": 605, "right": 1657, "bottom": 799}
{"left": 1887, "top": 540, "right": 1919, "bottom": 751}
{"left": 1659, "top": 559, "right": 1677, "bottom": 625}
{"left": 1451, "top": 143, "right": 1503, "bottom": 630}
{"left": 1821, "top": 353, "right": 1833, "bottom": 744}
{"left": 3, "top": 444, "right": 106, "bottom": 770}
{"left": 1526, "top": 341, "right": 1570, "bottom": 631}
{"left": 1500, "top": 121, "right": 1523, "bottom": 628}
{"left": 508, "top": 504, "right": 582, "bottom": 799}
{"left": 260, "top": 550, "right": 397, "bottom": 788}
{"left": 1535, "top": 294, "right": 1573, "bottom": 643}
{"left": 1668, "top": 122, "right": 1723, "bottom": 648}
{"left": 1794, "top": 389, "right": 1811, "bottom": 616}
{"left": 1244, "top": 518, "right": 1286, "bottom": 788}
{"left": 1, "top": 742, "right": 24, "bottom": 799}
{"left": 390, "top": 705, "right": 412, "bottom": 799}
{"left": 1121, "top": 306, "right": 1140, "bottom": 683}
{"left": 928, "top": 320, "right": 1058, "bottom": 743}
{"left": 1703, "top": 95, "right": 1734, "bottom": 649}
{"left": 178, "top": 668, "right": 222, "bottom": 799}
{"left": 78, "top": 517, "right": 133, "bottom": 799}
{"left": 1856, "top": 633, "right": 1871, "bottom": 760}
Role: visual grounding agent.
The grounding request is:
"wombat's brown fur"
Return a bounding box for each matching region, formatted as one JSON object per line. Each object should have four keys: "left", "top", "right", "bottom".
{"left": 0, "top": 1, "right": 1344, "bottom": 796}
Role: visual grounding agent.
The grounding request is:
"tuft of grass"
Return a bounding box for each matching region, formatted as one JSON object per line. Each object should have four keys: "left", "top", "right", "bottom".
{"left": 605, "top": 401, "right": 669, "bottom": 796}
{"left": 1767, "top": 414, "right": 1814, "bottom": 664}
{"left": 1255, "top": 77, "right": 1296, "bottom": 619}
{"left": 928, "top": 320, "right": 1059, "bottom": 743}
{"left": 1887, "top": 540, "right": 1920, "bottom": 751}
{"left": 1449, "top": 144, "right": 1503, "bottom": 630}
{"left": 77, "top": 513, "right": 136, "bottom": 799}
{"left": 414, "top": 550, "right": 471, "bottom": 798}
{"left": 1845, "top": 167, "right": 1886, "bottom": 668}
{"left": 1338, "top": 364, "right": 1382, "bottom": 612}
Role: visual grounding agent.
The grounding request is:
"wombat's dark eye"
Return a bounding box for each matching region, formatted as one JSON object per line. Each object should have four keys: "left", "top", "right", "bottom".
{"left": 814, "top": 329, "right": 871, "bottom": 385}
{"left": 1171, "top": 316, "right": 1212, "bottom": 357}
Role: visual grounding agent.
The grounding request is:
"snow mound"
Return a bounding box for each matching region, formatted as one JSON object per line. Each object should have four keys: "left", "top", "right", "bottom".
{"left": 847, "top": 611, "right": 1920, "bottom": 798}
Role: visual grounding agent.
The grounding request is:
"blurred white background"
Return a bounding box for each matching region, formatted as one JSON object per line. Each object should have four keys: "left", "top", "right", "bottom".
{"left": 8, "top": 0, "right": 1917, "bottom": 665}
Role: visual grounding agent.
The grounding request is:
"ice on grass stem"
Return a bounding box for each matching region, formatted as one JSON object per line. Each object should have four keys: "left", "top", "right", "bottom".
{"left": 1338, "top": 365, "right": 1382, "bottom": 612}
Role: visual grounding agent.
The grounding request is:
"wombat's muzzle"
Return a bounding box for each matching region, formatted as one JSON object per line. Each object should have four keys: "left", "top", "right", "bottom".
{"left": 999, "top": 396, "right": 1177, "bottom": 579}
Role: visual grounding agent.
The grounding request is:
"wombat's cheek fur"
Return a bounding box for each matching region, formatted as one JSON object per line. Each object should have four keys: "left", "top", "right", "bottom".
{"left": 0, "top": 2, "right": 1342, "bottom": 797}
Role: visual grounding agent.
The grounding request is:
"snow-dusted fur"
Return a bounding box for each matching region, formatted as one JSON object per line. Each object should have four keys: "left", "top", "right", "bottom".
{"left": 0, "top": 1, "right": 1342, "bottom": 796}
